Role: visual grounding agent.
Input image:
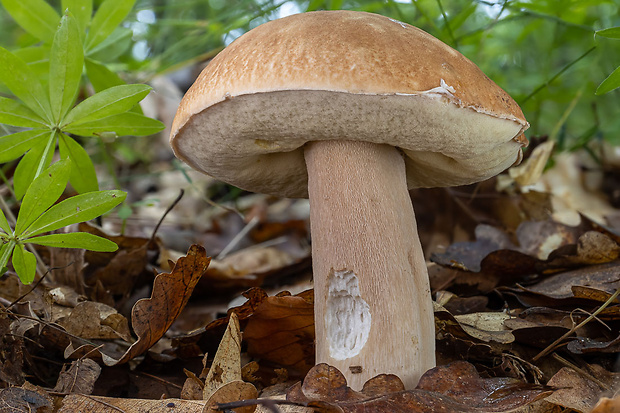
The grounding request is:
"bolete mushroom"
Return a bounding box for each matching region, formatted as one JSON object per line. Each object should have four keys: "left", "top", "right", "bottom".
{"left": 170, "top": 10, "right": 528, "bottom": 390}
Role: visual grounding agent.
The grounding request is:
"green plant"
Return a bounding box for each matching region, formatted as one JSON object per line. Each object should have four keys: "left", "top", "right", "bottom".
{"left": 0, "top": 2, "right": 164, "bottom": 284}
{"left": 0, "top": 160, "right": 125, "bottom": 283}
{"left": 0, "top": 12, "right": 162, "bottom": 197}
{"left": 595, "top": 26, "right": 620, "bottom": 95}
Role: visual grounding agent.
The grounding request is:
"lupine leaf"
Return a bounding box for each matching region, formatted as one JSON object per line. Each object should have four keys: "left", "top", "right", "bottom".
{"left": 15, "top": 159, "right": 71, "bottom": 235}
{"left": 63, "top": 84, "right": 151, "bottom": 126}
{"left": 84, "top": 0, "right": 137, "bottom": 51}
{"left": 0, "top": 0, "right": 60, "bottom": 43}
{"left": 23, "top": 190, "right": 125, "bottom": 238}
{"left": 0, "top": 97, "right": 48, "bottom": 128}
{"left": 28, "top": 232, "right": 119, "bottom": 252}
{"left": 49, "top": 13, "right": 84, "bottom": 123}
{"left": 0, "top": 47, "right": 52, "bottom": 121}
{"left": 12, "top": 244, "right": 37, "bottom": 284}
{"left": 58, "top": 133, "right": 99, "bottom": 193}
{"left": 65, "top": 112, "right": 164, "bottom": 137}
{"left": 0, "top": 129, "right": 48, "bottom": 163}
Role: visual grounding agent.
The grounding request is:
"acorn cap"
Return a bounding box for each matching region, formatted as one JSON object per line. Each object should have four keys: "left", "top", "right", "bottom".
{"left": 170, "top": 10, "right": 529, "bottom": 198}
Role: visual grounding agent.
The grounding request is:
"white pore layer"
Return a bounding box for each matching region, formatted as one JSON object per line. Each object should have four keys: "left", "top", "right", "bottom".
{"left": 326, "top": 269, "right": 371, "bottom": 360}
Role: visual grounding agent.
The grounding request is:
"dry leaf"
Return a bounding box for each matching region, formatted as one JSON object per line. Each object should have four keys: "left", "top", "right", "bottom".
{"left": 53, "top": 359, "right": 101, "bottom": 394}
{"left": 244, "top": 290, "right": 315, "bottom": 374}
{"left": 65, "top": 245, "right": 210, "bottom": 365}
{"left": 286, "top": 362, "right": 553, "bottom": 412}
{"left": 204, "top": 380, "right": 257, "bottom": 413}
{"left": 545, "top": 367, "right": 614, "bottom": 413}
{"left": 57, "top": 301, "right": 131, "bottom": 341}
{"left": 59, "top": 395, "right": 206, "bottom": 412}
{"left": 203, "top": 312, "right": 243, "bottom": 400}
{"left": 0, "top": 384, "right": 52, "bottom": 413}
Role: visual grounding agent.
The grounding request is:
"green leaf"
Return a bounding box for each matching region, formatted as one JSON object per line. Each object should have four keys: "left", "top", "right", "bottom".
{"left": 58, "top": 134, "right": 99, "bottom": 193}
{"left": 0, "top": 47, "right": 52, "bottom": 121}
{"left": 0, "top": 0, "right": 60, "bottom": 42}
{"left": 85, "top": 0, "right": 137, "bottom": 51}
{"left": 62, "top": 0, "right": 92, "bottom": 34}
{"left": 50, "top": 13, "right": 84, "bottom": 123}
{"left": 63, "top": 84, "right": 151, "bottom": 126}
{"left": 28, "top": 232, "right": 118, "bottom": 252}
{"left": 0, "top": 241, "right": 16, "bottom": 277}
{"left": 596, "top": 27, "right": 620, "bottom": 39}
{"left": 0, "top": 209, "right": 11, "bottom": 235}
{"left": 0, "top": 129, "right": 48, "bottom": 163}
{"left": 87, "top": 26, "right": 133, "bottom": 62}
{"left": 12, "top": 243, "right": 37, "bottom": 284}
{"left": 65, "top": 112, "right": 164, "bottom": 137}
{"left": 0, "top": 97, "right": 48, "bottom": 127}
{"left": 15, "top": 159, "right": 71, "bottom": 235}
{"left": 24, "top": 190, "right": 126, "bottom": 237}
{"left": 84, "top": 57, "right": 125, "bottom": 92}
{"left": 14, "top": 141, "right": 53, "bottom": 201}
{"left": 596, "top": 65, "right": 620, "bottom": 95}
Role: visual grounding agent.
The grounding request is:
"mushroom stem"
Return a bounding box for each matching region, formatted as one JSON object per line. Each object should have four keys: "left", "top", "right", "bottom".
{"left": 304, "top": 140, "right": 435, "bottom": 390}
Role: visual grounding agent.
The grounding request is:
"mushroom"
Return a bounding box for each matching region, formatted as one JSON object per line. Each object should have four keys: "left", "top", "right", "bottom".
{"left": 170, "top": 10, "right": 529, "bottom": 390}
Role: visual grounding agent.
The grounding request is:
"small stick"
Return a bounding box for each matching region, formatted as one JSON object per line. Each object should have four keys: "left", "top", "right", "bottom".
{"left": 532, "top": 288, "right": 620, "bottom": 361}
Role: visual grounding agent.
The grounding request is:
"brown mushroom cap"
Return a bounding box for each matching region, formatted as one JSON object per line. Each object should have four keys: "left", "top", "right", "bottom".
{"left": 170, "top": 10, "right": 528, "bottom": 198}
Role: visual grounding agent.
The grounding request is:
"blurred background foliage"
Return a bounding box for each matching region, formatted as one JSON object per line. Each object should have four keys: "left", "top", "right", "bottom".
{"left": 1, "top": 0, "right": 619, "bottom": 154}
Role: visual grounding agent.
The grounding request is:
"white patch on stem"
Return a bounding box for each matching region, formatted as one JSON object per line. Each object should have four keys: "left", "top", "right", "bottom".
{"left": 326, "top": 269, "right": 371, "bottom": 360}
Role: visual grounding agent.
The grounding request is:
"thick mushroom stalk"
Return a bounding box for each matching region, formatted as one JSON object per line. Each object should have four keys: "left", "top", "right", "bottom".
{"left": 304, "top": 139, "right": 435, "bottom": 390}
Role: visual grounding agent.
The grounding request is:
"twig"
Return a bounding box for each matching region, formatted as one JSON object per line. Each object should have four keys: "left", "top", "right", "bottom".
{"left": 147, "top": 188, "right": 184, "bottom": 249}
{"left": 216, "top": 215, "right": 260, "bottom": 260}
{"left": 532, "top": 288, "right": 620, "bottom": 361}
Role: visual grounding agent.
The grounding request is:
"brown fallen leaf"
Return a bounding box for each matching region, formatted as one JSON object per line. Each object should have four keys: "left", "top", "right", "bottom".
{"left": 244, "top": 290, "right": 315, "bottom": 375}
{"left": 204, "top": 312, "right": 244, "bottom": 399}
{"left": 286, "top": 362, "right": 553, "bottom": 412}
{"left": 65, "top": 244, "right": 210, "bottom": 366}
{"left": 204, "top": 380, "right": 257, "bottom": 413}
{"left": 545, "top": 366, "right": 619, "bottom": 413}
{"left": 59, "top": 395, "right": 207, "bottom": 412}
{"left": 54, "top": 359, "right": 101, "bottom": 394}
{"left": 57, "top": 301, "right": 131, "bottom": 341}
{"left": 591, "top": 396, "right": 620, "bottom": 413}
{"left": 0, "top": 384, "right": 52, "bottom": 413}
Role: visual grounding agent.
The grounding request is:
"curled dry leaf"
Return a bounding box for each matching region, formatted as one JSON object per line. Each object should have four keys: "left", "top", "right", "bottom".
{"left": 65, "top": 245, "right": 210, "bottom": 365}
{"left": 286, "top": 362, "right": 553, "bottom": 412}
{"left": 204, "top": 380, "right": 258, "bottom": 413}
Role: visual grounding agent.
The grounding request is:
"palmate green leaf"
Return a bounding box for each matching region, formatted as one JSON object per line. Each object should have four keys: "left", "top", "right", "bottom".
{"left": 87, "top": 26, "right": 133, "bottom": 62}
{"left": 0, "top": 241, "right": 15, "bottom": 274}
{"left": 0, "top": 97, "right": 48, "bottom": 128}
{"left": 62, "top": 0, "right": 93, "bottom": 34}
{"left": 50, "top": 13, "right": 84, "bottom": 123}
{"left": 596, "top": 27, "right": 620, "bottom": 39}
{"left": 0, "top": 209, "right": 11, "bottom": 235}
{"left": 27, "top": 232, "right": 118, "bottom": 252}
{"left": 63, "top": 84, "right": 151, "bottom": 126}
{"left": 58, "top": 133, "right": 99, "bottom": 193}
{"left": 15, "top": 159, "right": 71, "bottom": 235}
{"left": 0, "top": 129, "right": 48, "bottom": 163}
{"left": 84, "top": 57, "right": 126, "bottom": 92}
{"left": 23, "top": 190, "right": 125, "bottom": 238}
{"left": 14, "top": 135, "right": 56, "bottom": 200}
{"left": 84, "top": 0, "right": 137, "bottom": 52}
{"left": 12, "top": 243, "right": 36, "bottom": 284}
{"left": 596, "top": 65, "right": 620, "bottom": 95}
{"left": 0, "top": 47, "right": 52, "bottom": 122}
{"left": 65, "top": 112, "right": 164, "bottom": 137}
{"left": 0, "top": 0, "right": 60, "bottom": 43}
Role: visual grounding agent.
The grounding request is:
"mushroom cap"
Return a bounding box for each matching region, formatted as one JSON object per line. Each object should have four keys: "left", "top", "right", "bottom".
{"left": 170, "top": 10, "right": 529, "bottom": 198}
